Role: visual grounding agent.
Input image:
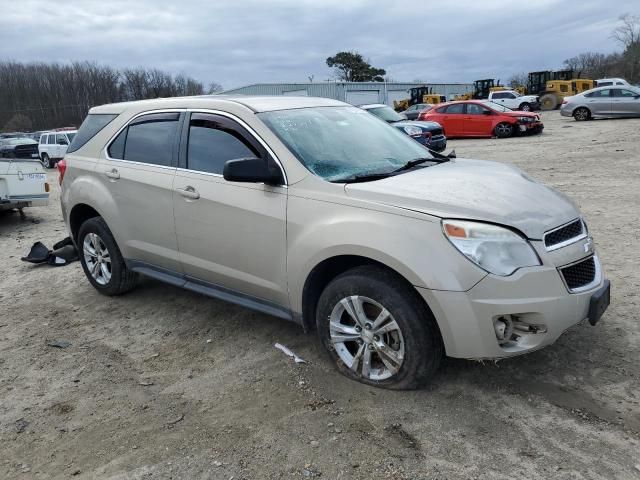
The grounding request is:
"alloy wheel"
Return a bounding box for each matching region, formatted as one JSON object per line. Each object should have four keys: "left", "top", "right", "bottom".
{"left": 83, "top": 232, "right": 112, "bottom": 285}
{"left": 496, "top": 123, "right": 513, "bottom": 137}
{"left": 329, "top": 295, "right": 405, "bottom": 381}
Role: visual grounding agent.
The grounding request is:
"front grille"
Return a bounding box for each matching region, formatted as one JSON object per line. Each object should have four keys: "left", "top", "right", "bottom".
{"left": 560, "top": 256, "right": 596, "bottom": 291}
{"left": 14, "top": 144, "right": 39, "bottom": 158}
{"left": 544, "top": 219, "right": 584, "bottom": 249}
{"left": 430, "top": 128, "right": 443, "bottom": 136}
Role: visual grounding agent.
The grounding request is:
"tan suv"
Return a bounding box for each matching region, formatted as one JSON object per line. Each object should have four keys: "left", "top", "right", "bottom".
{"left": 60, "top": 96, "right": 610, "bottom": 389}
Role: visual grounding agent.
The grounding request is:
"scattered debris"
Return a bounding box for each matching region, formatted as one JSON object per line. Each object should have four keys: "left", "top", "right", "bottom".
{"left": 47, "top": 340, "right": 71, "bottom": 349}
{"left": 635, "top": 464, "right": 640, "bottom": 473}
{"left": 15, "top": 418, "right": 29, "bottom": 433}
{"left": 206, "top": 339, "right": 212, "bottom": 343}
{"left": 213, "top": 460, "right": 223, "bottom": 467}
{"left": 310, "top": 440, "right": 319, "bottom": 447}
{"left": 167, "top": 414, "right": 184, "bottom": 425}
{"left": 21, "top": 237, "right": 78, "bottom": 267}
{"left": 274, "top": 343, "right": 306, "bottom": 364}
{"left": 138, "top": 381, "right": 154, "bottom": 386}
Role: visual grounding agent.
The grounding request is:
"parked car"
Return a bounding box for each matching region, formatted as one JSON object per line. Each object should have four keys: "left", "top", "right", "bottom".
{"left": 38, "top": 130, "right": 77, "bottom": 168}
{"left": 0, "top": 137, "right": 39, "bottom": 159}
{"left": 360, "top": 104, "right": 447, "bottom": 152}
{"left": 486, "top": 90, "right": 540, "bottom": 111}
{"left": 401, "top": 103, "right": 435, "bottom": 120}
{"left": 560, "top": 85, "right": 640, "bottom": 120}
{"left": 595, "top": 78, "right": 630, "bottom": 87}
{"left": 60, "top": 96, "right": 609, "bottom": 389}
{"left": 1, "top": 157, "right": 49, "bottom": 212}
{"left": 420, "top": 100, "right": 544, "bottom": 138}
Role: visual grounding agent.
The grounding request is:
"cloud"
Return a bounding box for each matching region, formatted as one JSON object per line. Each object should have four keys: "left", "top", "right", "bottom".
{"left": 0, "top": 0, "right": 635, "bottom": 88}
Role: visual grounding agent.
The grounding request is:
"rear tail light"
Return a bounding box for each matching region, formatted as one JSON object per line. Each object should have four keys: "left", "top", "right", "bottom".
{"left": 44, "top": 182, "right": 50, "bottom": 193}
{"left": 57, "top": 158, "right": 67, "bottom": 185}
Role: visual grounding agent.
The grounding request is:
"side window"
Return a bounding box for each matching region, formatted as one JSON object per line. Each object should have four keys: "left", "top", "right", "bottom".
{"left": 614, "top": 89, "right": 636, "bottom": 97}
{"left": 598, "top": 81, "right": 612, "bottom": 87}
{"left": 467, "top": 104, "right": 488, "bottom": 115}
{"left": 506, "top": 93, "right": 516, "bottom": 99}
{"left": 39, "top": 134, "right": 46, "bottom": 144}
{"left": 47, "top": 135, "right": 55, "bottom": 145}
{"left": 445, "top": 104, "right": 465, "bottom": 114}
{"left": 186, "top": 114, "right": 260, "bottom": 175}
{"left": 56, "top": 134, "right": 68, "bottom": 145}
{"left": 107, "top": 112, "right": 180, "bottom": 166}
{"left": 492, "top": 92, "right": 505, "bottom": 99}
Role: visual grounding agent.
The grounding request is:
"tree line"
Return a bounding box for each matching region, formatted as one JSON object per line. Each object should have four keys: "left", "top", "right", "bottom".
{"left": 0, "top": 61, "right": 222, "bottom": 132}
{"left": 509, "top": 13, "right": 640, "bottom": 88}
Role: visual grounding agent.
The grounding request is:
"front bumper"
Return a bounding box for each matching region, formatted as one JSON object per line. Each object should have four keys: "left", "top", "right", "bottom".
{"left": 517, "top": 121, "right": 544, "bottom": 135}
{"left": 415, "top": 134, "right": 447, "bottom": 152}
{"left": 417, "top": 255, "right": 607, "bottom": 359}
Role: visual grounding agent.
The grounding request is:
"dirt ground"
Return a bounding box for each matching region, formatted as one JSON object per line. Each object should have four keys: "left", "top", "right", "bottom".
{"left": 1, "top": 111, "right": 639, "bottom": 480}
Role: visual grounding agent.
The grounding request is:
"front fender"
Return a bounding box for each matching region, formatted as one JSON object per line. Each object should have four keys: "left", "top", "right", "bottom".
{"left": 286, "top": 195, "right": 487, "bottom": 314}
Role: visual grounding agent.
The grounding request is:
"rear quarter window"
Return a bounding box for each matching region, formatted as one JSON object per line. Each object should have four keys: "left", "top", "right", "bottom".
{"left": 67, "top": 114, "right": 118, "bottom": 154}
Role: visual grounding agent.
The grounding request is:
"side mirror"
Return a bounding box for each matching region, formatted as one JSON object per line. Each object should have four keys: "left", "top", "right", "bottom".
{"left": 223, "top": 157, "right": 283, "bottom": 185}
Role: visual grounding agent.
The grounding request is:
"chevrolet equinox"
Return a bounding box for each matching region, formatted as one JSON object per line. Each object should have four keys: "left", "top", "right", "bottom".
{"left": 60, "top": 96, "right": 610, "bottom": 389}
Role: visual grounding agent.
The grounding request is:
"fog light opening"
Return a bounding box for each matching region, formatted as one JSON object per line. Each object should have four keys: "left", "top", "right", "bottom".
{"left": 493, "top": 315, "right": 515, "bottom": 345}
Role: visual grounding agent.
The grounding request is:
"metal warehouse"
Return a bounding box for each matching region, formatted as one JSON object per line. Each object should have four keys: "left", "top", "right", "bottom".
{"left": 221, "top": 82, "right": 473, "bottom": 106}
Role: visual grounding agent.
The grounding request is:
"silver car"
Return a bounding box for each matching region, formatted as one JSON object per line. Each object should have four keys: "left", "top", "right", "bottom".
{"left": 561, "top": 85, "right": 640, "bottom": 120}
{"left": 60, "top": 96, "right": 610, "bottom": 389}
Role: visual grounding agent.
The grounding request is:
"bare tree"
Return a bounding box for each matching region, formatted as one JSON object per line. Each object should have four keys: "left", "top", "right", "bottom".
{"left": 0, "top": 61, "right": 214, "bottom": 131}
{"left": 612, "top": 13, "right": 640, "bottom": 48}
{"left": 508, "top": 72, "right": 528, "bottom": 88}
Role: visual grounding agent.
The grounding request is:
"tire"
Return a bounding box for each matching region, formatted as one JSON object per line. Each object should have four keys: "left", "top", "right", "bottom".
{"left": 573, "top": 107, "right": 591, "bottom": 121}
{"left": 539, "top": 93, "right": 558, "bottom": 111}
{"left": 316, "top": 265, "right": 443, "bottom": 390}
{"left": 41, "top": 153, "right": 52, "bottom": 169}
{"left": 494, "top": 122, "right": 514, "bottom": 138}
{"left": 518, "top": 102, "right": 531, "bottom": 112}
{"left": 77, "top": 217, "right": 138, "bottom": 296}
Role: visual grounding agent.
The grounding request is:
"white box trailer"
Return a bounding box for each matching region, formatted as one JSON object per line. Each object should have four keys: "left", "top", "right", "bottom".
{"left": 0, "top": 159, "right": 49, "bottom": 212}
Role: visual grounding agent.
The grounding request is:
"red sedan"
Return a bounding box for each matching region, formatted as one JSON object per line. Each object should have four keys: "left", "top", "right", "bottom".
{"left": 418, "top": 100, "right": 544, "bottom": 138}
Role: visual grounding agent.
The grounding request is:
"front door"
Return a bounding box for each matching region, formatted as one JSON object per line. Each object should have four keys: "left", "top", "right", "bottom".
{"left": 463, "top": 103, "right": 494, "bottom": 136}
{"left": 585, "top": 88, "right": 612, "bottom": 116}
{"left": 172, "top": 112, "right": 288, "bottom": 306}
{"left": 442, "top": 103, "right": 466, "bottom": 136}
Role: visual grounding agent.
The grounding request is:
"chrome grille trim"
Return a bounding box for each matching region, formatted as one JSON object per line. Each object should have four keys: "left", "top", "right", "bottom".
{"left": 544, "top": 218, "right": 587, "bottom": 251}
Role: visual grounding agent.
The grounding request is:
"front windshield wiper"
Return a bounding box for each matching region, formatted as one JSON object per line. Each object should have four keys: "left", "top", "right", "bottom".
{"left": 330, "top": 172, "right": 394, "bottom": 184}
{"left": 392, "top": 155, "right": 451, "bottom": 173}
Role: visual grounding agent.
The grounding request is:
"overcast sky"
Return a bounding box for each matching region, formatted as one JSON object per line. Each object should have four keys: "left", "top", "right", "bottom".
{"left": 1, "top": 0, "right": 636, "bottom": 89}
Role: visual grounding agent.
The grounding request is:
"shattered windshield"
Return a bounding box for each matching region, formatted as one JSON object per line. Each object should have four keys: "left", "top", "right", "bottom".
{"left": 259, "top": 106, "right": 433, "bottom": 182}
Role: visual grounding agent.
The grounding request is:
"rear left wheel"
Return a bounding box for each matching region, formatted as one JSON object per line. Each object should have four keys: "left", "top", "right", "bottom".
{"left": 316, "top": 265, "right": 443, "bottom": 390}
{"left": 78, "top": 217, "right": 138, "bottom": 296}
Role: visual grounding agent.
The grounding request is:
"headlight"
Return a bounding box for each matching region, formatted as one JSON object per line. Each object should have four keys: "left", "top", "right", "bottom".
{"left": 442, "top": 220, "right": 540, "bottom": 276}
{"left": 518, "top": 116, "right": 533, "bottom": 123}
{"left": 403, "top": 125, "right": 423, "bottom": 136}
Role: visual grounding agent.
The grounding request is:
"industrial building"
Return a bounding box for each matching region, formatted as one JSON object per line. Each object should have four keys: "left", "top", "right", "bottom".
{"left": 221, "top": 82, "right": 473, "bottom": 106}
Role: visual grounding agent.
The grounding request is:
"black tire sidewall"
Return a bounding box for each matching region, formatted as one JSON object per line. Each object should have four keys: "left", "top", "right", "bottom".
{"left": 495, "top": 123, "right": 513, "bottom": 138}
{"left": 77, "top": 217, "right": 130, "bottom": 295}
{"left": 316, "top": 267, "right": 442, "bottom": 389}
{"left": 574, "top": 108, "right": 590, "bottom": 121}
{"left": 519, "top": 103, "right": 531, "bottom": 111}
{"left": 42, "top": 154, "right": 50, "bottom": 168}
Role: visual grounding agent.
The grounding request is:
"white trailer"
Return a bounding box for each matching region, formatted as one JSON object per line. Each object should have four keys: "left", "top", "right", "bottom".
{"left": 0, "top": 159, "right": 49, "bottom": 214}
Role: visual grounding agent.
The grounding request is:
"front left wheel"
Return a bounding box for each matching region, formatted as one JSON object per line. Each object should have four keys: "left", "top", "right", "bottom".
{"left": 494, "top": 122, "right": 514, "bottom": 138}
{"left": 78, "top": 217, "right": 138, "bottom": 296}
{"left": 316, "top": 265, "right": 443, "bottom": 390}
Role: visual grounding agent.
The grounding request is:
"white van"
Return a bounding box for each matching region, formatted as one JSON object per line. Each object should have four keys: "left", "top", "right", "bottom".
{"left": 38, "top": 130, "right": 77, "bottom": 168}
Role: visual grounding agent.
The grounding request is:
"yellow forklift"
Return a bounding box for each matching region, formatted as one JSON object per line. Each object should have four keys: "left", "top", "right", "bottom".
{"left": 393, "top": 86, "right": 446, "bottom": 111}
{"left": 454, "top": 79, "right": 506, "bottom": 101}
{"left": 528, "top": 70, "right": 594, "bottom": 110}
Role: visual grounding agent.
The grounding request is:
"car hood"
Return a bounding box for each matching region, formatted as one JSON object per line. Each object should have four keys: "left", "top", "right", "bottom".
{"left": 344, "top": 158, "right": 579, "bottom": 239}
{"left": 391, "top": 120, "right": 442, "bottom": 130}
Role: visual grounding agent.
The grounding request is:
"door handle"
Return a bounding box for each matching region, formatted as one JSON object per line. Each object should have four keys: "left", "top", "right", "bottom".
{"left": 175, "top": 186, "right": 200, "bottom": 200}
{"left": 104, "top": 168, "right": 120, "bottom": 180}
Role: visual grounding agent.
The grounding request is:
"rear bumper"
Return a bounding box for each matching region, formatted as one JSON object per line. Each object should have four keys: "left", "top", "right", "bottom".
{"left": 0, "top": 195, "right": 49, "bottom": 209}
{"left": 417, "top": 257, "right": 607, "bottom": 359}
{"left": 560, "top": 107, "right": 573, "bottom": 117}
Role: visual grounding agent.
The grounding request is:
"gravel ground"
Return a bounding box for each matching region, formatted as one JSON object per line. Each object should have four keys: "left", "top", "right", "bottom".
{"left": 1, "top": 111, "right": 639, "bottom": 480}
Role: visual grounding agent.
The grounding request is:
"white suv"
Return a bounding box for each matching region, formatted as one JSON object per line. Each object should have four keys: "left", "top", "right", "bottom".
{"left": 39, "top": 130, "right": 77, "bottom": 168}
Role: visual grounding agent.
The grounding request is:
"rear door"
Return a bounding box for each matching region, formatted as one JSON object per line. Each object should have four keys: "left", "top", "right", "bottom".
{"left": 584, "top": 89, "right": 612, "bottom": 115}
{"left": 173, "top": 112, "right": 288, "bottom": 306}
{"left": 55, "top": 134, "right": 69, "bottom": 159}
{"left": 610, "top": 88, "right": 640, "bottom": 116}
{"left": 441, "top": 103, "right": 465, "bottom": 136}
{"left": 101, "top": 111, "right": 182, "bottom": 272}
